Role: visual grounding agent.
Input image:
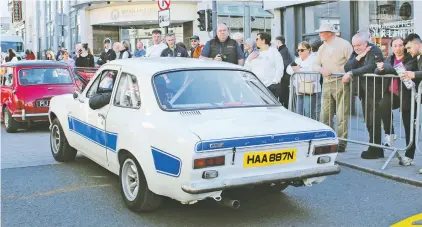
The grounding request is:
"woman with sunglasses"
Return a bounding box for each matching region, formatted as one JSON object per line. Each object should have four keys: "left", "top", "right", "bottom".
{"left": 286, "top": 41, "right": 321, "bottom": 120}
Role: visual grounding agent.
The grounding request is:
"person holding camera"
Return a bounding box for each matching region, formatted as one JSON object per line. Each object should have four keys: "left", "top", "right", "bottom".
{"left": 199, "top": 24, "right": 244, "bottom": 65}
{"left": 244, "top": 32, "right": 284, "bottom": 98}
{"left": 75, "top": 43, "right": 95, "bottom": 68}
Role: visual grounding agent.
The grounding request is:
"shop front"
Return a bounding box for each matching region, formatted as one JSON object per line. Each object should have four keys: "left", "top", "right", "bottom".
{"left": 75, "top": 1, "right": 198, "bottom": 55}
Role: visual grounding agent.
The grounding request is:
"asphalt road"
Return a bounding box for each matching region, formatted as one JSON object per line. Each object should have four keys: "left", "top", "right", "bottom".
{"left": 1, "top": 125, "right": 422, "bottom": 227}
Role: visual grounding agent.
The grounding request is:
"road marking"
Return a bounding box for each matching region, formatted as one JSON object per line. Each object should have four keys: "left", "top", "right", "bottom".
{"left": 3, "top": 184, "right": 111, "bottom": 201}
{"left": 391, "top": 213, "right": 422, "bottom": 227}
{"left": 3, "top": 195, "right": 16, "bottom": 200}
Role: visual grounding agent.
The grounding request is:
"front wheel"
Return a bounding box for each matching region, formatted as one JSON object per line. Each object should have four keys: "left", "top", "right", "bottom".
{"left": 50, "top": 118, "right": 77, "bottom": 162}
{"left": 120, "top": 154, "right": 162, "bottom": 212}
{"left": 4, "top": 108, "right": 19, "bottom": 133}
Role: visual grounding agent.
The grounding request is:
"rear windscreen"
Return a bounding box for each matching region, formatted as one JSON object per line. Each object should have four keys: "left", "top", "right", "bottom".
{"left": 19, "top": 68, "right": 73, "bottom": 85}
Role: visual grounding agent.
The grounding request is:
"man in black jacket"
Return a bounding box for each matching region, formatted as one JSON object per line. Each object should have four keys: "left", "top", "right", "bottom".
{"left": 275, "top": 36, "right": 293, "bottom": 108}
{"left": 344, "top": 32, "right": 385, "bottom": 159}
{"left": 160, "top": 33, "right": 188, "bottom": 57}
{"left": 97, "top": 38, "right": 116, "bottom": 66}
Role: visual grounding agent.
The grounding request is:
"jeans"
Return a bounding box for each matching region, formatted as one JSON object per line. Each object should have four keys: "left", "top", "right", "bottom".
{"left": 296, "top": 93, "right": 321, "bottom": 121}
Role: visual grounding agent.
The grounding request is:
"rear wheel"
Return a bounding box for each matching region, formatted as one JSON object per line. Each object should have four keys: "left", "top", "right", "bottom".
{"left": 50, "top": 118, "right": 77, "bottom": 162}
{"left": 4, "top": 108, "right": 19, "bottom": 133}
{"left": 120, "top": 153, "right": 162, "bottom": 212}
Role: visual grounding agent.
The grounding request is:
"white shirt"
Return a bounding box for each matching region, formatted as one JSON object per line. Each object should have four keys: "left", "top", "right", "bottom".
{"left": 244, "top": 48, "right": 284, "bottom": 87}
{"left": 286, "top": 54, "right": 321, "bottom": 94}
{"left": 146, "top": 43, "right": 167, "bottom": 57}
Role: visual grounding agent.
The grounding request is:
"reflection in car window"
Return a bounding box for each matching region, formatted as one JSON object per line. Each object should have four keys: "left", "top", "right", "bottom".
{"left": 18, "top": 68, "right": 73, "bottom": 86}
{"left": 2, "top": 70, "right": 13, "bottom": 87}
{"left": 114, "top": 73, "right": 141, "bottom": 108}
{"left": 86, "top": 70, "right": 118, "bottom": 98}
{"left": 153, "top": 70, "right": 279, "bottom": 110}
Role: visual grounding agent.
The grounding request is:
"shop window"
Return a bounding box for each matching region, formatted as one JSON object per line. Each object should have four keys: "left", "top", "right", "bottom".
{"left": 304, "top": 2, "right": 340, "bottom": 34}
{"left": 367, "top": 1, "right": 414, "bottom": 57}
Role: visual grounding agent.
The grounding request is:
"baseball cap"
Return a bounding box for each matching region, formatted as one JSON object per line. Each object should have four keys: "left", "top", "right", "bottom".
{"left": 190, "top": 35, "right": 200, "bottom": 40}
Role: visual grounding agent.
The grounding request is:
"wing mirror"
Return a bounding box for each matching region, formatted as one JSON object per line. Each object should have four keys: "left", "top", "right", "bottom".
{"left": 73, "top": 91, "right": 80, "bottom": 99}
{"left": 89, "top": 93, "right": 111, "bottom": 110}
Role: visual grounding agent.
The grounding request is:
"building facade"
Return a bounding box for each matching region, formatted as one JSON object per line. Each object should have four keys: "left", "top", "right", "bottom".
{"left": 9, "top": 0, "right": 272, "bottom": 59}
{"left": 264, "top": 0, "right": 422, "bottom": 58}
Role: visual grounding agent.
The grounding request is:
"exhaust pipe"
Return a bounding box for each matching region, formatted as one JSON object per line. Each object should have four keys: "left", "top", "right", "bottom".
{"left": 218, "top": 198, "right": 240, "bottom": 209}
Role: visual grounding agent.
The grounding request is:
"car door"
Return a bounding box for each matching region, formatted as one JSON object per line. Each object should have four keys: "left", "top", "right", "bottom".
{"left": 105, "top": 72, "right": 142, "bottom": 171}
{"left": 69, "top": 66, "right": 121, "bottom": 165}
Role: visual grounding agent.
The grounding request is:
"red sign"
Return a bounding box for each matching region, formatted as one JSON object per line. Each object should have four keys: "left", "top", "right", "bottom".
{"left": 158, "top": 0, "right": 171, "bottom": 11}
{"left": 12, "top": 0, "right": 23, "bottom": 23}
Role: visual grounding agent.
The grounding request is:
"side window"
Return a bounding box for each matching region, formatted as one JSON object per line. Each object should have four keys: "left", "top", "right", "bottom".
{"left": 114, "top": 72, "right": 141, "bottom": 108}
{"left": 86, "top": 70, "right": 118, "bottom": 98}
{"left": 2, "top": 67, "right": 14, "bottom": 87}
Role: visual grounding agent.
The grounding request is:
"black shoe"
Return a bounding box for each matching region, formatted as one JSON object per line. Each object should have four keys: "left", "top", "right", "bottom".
{"left": 361, "top": 149, "right": 384, "bottom": 159}
{"left": 338, "top": 147, "right": 346, "bottom": 153}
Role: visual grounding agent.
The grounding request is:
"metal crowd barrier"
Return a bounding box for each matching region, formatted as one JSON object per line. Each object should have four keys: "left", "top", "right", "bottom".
{"left": 288, "top": 72, "right": 419, "bottom": 170}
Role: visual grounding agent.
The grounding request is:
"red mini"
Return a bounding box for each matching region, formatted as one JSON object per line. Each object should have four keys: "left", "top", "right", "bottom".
{"left": 1, "top": 61, "right": 83, "bottom": 132}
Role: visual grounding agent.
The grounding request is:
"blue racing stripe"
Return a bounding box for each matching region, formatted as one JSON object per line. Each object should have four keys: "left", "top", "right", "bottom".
{"left": 151, "top": 147, "right": 182, "bottom": 178}
{"left": 67, "top": 116, "right": 118, "bottom": 152}
{"left": 195, "top": 130, "right": 336, "bottom": 152}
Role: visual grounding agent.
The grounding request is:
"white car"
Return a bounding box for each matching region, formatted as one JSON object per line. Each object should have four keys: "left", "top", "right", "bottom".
{"left": 48, "top": 58, "right": 340, "bottom": 212}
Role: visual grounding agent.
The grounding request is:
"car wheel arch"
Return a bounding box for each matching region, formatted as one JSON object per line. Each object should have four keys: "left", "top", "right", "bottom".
{"left": 117, "top": 149, "right": 155, "bottom": 190}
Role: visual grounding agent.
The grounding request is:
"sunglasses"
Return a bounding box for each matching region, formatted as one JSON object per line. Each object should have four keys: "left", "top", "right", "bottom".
{"left": 297, "top": 49, "right": 308, "bottom": 53}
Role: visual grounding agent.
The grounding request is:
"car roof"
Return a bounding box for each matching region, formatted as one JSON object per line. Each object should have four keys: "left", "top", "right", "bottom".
{"left": 1, "top": 60, "right": 69, "bottom": 68}
{"left": 106, "top": 58, "right": 245, "bottom": 76}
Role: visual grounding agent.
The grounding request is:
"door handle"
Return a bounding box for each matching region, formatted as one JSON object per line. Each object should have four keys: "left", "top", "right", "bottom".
{"left": 98, "top": 113, "right": 106, "bottom": 119}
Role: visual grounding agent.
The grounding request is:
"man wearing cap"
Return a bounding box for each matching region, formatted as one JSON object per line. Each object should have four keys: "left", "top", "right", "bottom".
{"left": 312, "top": 24, "right": 353, "bottom": 153}
{"left": 146, "top": 29, "right": 167, "bottom": 57}
{"left": 190, "top": 35, "right": 203, "bottom": 58}
{"left": 200, "top": 24, "right": 244, "bottom": 65}
{"left": 97, "top": 38, "right": 116, "bottom": 66}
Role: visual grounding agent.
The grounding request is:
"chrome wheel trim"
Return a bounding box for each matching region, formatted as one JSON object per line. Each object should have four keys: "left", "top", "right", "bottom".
{"left": 4, "top": 111, "right": 9, "bottom": 128}
{"left": 121, "top": 159, "right": 139, "bottom": 202}
{"left": 51, "top": 125, "right": 60, "bottom": 154}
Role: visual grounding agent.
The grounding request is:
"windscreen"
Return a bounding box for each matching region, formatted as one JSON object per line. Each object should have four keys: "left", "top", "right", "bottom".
{"left": 1, "top": 41, "right": 24, "bottom": 53}
{"left": 19, "top": 68, "right": 73, "bottom": 85}
{"left": 153, "top": 69, "right": 279, "bottom": 110}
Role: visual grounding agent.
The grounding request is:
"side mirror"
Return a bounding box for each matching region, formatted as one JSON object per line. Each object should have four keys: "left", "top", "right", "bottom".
{"left": 89, "top": 93, "right": 111, "bottom": 110}
{"left": 73, "top": 91, "right": 80, "bottom": 99}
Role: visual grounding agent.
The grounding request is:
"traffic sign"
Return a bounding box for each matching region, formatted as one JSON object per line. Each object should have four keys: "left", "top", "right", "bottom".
{"left": 158, "top": 9, "right": 170, "bottom": 27}
{"left": 158, "top": 0, "right": 171, "bottom": 11}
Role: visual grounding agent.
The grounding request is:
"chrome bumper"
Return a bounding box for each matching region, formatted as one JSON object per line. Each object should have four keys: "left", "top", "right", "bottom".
{"left": 12, "top": 111, "right": 49, "bottom": 120}
{"left": 181, "top": 165, "right": 341, "bottom": 194}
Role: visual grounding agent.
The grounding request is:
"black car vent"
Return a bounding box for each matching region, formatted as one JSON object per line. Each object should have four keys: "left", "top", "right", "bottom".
{"left": 180, "top": 111, "right": 201, "bottom": 116}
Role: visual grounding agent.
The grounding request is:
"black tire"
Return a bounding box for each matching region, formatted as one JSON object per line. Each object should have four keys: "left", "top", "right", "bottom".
{"left": 119, "top": 153, "right": 162, "bottom": 212}
{"left": 50, "top": 118, "right": 77, "bottom": 162}
{"left": 4, "top": 108, "right": 19, "bottom": 133}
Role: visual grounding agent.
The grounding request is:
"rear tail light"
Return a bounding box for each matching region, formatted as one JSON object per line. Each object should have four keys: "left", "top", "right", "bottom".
{"left": 193, "top": 156, "right": 225, "bottom": 169}
{"left": 313, "top": 144, "right": 338, "bottom": 155}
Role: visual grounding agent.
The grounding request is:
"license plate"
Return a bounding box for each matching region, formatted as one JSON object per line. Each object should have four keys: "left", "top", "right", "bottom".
{"left": 36, "top": 100, "right": 50, "bottom": 107}
{"left": 243, "top": 149, "right": 297, "bottom": 168}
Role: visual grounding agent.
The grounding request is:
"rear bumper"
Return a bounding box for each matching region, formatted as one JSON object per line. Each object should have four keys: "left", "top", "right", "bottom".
{"left": 181, "top": 165, "right": 340, "bottom": 194}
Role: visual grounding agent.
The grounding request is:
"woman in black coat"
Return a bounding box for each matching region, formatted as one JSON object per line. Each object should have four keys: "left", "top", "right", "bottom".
{"left": 375, "top": 37, "right": 419, "bottom": 164}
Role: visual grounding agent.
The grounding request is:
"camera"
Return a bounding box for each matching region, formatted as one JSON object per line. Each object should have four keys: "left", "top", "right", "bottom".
{"left": 217, "top": 54, "right": 228, "bottom": 60}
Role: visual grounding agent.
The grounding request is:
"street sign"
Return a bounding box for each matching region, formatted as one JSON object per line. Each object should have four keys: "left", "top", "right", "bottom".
{"left": 158, "top": 0, "right": 171, "bottom": 11}
{"left": 158, "top": 9, "right": 170, "bottom": 27}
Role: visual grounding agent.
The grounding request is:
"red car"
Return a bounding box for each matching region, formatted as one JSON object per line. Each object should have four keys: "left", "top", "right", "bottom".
{"left": 1, "top": 61, "right": 84, "bottom": 132}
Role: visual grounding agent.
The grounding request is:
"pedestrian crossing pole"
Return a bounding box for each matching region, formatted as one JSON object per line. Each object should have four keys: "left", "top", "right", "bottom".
{"left": 212, "top": 0, "right": 217, "bottom": 37}
{"left": 244, "top": 2, "right": 251, "bottom": 40}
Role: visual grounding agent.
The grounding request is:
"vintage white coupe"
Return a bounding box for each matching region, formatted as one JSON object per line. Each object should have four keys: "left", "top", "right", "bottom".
{"left": 48, "top": 58, "right": 340, "bottom": 212}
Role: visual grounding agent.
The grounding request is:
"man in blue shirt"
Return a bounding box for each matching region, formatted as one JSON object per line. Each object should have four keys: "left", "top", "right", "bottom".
{"left": 200, "top": 24, "right": 244, "bottom": 65}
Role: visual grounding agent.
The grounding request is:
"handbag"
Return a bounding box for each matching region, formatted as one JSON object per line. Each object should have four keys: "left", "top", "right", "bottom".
{"left": 298, "top": 76, "right": 315, "bottom": 95}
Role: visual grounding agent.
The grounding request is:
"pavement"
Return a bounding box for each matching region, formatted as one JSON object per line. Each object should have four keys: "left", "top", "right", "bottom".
{"left": 334, "top": 109, "right": 422, "bottom": 187}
